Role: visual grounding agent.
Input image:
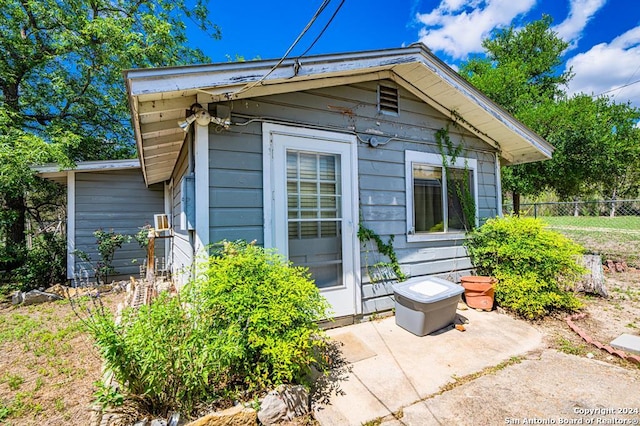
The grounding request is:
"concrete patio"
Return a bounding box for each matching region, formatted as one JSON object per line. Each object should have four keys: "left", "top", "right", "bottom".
{"left": 314, "top": 308, "right": 544, "bottom": 425}
{"left": 314, "top": 307, "right": 640, "bottom": 426}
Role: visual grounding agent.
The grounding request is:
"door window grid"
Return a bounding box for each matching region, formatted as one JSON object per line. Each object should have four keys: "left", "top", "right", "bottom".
{"left": 287, "top": 151, "right": 342, "bottom": 239}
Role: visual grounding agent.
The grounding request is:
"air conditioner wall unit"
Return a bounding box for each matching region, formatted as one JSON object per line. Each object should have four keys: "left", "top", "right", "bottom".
{"left": 154, "top": 214, "right": 170, "bottom": 231}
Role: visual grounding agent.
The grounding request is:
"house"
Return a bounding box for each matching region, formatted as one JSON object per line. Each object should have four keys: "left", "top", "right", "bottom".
{"left": 51, "top": 44, "right": 554, "bottom": 319}
{"left": 37, "top": 160, "right": 166, "bottom": 282}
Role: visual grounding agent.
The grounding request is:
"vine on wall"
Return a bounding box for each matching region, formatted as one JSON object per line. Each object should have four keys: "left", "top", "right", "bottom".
{"left": 357, "top": 223, "right": 407, "bottom": 283}
{"left": 435, "top": 125, "right": 477, "bottom": 232}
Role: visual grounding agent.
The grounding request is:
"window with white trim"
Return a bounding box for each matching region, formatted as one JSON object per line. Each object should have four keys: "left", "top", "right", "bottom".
{"left": 405, "top": 151, "right": 478, "bottom": 241}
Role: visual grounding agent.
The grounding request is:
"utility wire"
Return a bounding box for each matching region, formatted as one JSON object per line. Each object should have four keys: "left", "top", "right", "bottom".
{"left": 235, "top": 0, "right": 332, "bottom": 96}
{"left": 612, "top": 62, "right": 640, "bottom": 99}
{"left": 596, "top": 77, "right": 640, "bottom": 96}
{"left": 296, "top": 0, "right": 345, "bottom": 59}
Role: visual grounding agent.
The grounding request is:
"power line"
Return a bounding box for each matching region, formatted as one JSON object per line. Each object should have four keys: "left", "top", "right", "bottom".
{"left": 612, "top": 62, "right": 640, "bottom": 100}
{"left": 296, "top": 0, "right": 345, "bottom": 59}
{"left": 237, "top": 0, "right": 332, "bottom": 95}
{"left": 597, "top": 77, "right": 640, "bottom": 96}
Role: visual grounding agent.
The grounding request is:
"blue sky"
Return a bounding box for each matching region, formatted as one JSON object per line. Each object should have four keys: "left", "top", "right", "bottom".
{"left": 189, "top": 0, "right": 640, "bottom": 108}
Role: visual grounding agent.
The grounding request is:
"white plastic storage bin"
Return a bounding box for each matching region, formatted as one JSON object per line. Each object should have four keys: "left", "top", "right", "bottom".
{"left": 393, "top": 276, "right": 464, "bottom": 336}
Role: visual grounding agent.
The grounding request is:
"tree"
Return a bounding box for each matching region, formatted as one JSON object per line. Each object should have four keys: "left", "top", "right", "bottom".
{"left": 537, "top": 95, "right": 640, "bottom": 204}
{"left": 0, "top": 0, "right": 220, "bottom": 275}
{"left": 591, "top": 100, "right": 640, "bottom": 205}
{"left": 459, "top": 15, "right": 571, "bottom": 211}
{"left": 460, "top": 16, "right": 640, "bottom": 210}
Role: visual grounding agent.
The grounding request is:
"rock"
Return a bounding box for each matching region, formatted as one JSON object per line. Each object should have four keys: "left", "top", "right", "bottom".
{"left": 258, "top": 391, "right": 287, "bottom": 425}
{"left": 167, "top": 412, "right": 182, "bottom": 426}
{"left": 45, "top": 284, "right": 69, "bottom": 298}
{"left": 151, "top": 419, "right": 167, "bottom": 426}
{"left": 586, "top": 353, "right": 594, "bottom": 359}
{"left": 21, "top": 290, "right": 62, "bottom": 306}
{"left": 606, "top": 260, "right": 615, "bottom": 272}
{"left": 258, "top": 385, "right": 310, "bottom": 425}
{"left": 97, "top": 284, "right": 114, "bottom": 293}
{"left": 186, "top": 405, "right": 257, "bottom": 426}
{"left": 11, "top": 291, "right": 24, "bottom": 305}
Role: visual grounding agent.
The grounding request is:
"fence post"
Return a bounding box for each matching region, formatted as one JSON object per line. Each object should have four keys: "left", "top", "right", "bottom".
{"left": 534, "top": 203, "right": 538, "bottom": 219}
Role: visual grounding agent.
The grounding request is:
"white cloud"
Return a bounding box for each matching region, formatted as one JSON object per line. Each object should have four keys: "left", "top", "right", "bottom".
{"left": 415, "top": 0, "right": 536, "bottom": 59}
{"left": 552, "top": 0, "right": 607, "bottom": 50}
{"left": 565, "top": 26, "right": 640, "bottom": 108}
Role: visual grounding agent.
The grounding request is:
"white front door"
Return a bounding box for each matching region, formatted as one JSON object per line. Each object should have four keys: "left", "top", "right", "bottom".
{"left": 263, "top": 123, "right": 359, "bottom": 317}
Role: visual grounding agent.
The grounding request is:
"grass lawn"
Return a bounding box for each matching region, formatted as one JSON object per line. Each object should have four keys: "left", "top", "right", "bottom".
{"left": 536, "top": 216, "right": 640, "bottom": 266}
{"left": 541, "top": 215, "right": 640, "bottom": 231}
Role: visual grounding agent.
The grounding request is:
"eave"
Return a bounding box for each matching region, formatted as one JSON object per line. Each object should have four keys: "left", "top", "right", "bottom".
{"left": 124, "top": 44, "right": 553, "bottom": 186}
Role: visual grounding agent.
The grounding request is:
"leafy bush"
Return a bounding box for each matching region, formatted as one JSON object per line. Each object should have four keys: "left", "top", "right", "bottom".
{"left": 85, "top": 293, "right": 231, "bottom": 417}
{"left": 464, "top": 215, "right": 584, "bottom": 319}
{"left": 75, "top": 229, "right": 131, "bottom": 284}
{"left": 82, "top": 240, "right": 331, "bottom": 418}
{"left": 189, "top": 240, "right": 331, "bottom": 391}
{"left": 13, "top": 232, "right": 66, "bottom": 291}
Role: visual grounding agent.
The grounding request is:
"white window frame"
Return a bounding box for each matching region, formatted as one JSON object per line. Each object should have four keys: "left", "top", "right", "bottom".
{"left": 405, "top": 150, "right": 479, "bottom": 242}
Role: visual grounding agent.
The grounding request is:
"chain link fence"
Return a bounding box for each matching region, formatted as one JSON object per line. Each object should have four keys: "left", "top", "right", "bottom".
{"left": 504, "top": 199, "right": 640, "bottom": 267}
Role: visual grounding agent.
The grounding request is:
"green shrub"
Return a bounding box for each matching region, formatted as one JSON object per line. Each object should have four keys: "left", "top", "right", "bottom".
{"left": 74, "top": 229, "right": 131, "bottom": 284}
{"left": 84, "top": 293, "right": 230, "bottom": 416}
{"left": 188, "top": 240, "right": 331, "bottom": 392}
{"left": 465, "top": 215, "right": 584, "bottom": 319}
{"left": 82, "top": 240, "right": 331, "bottom": 418}
{"left": 13, "top": 232, "right": 66, "bottom": 291}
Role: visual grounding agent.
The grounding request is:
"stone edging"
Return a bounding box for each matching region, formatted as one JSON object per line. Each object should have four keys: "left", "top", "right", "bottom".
{"left": 565, "top": 312, "right": 640, "bottom": 365}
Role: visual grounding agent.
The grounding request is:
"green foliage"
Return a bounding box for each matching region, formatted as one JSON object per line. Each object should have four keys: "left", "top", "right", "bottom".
{"left": 0, "top": 0, "right": 220, "bottom": 275}
{"left": 93, "top": 382, "right": 125, "bottom": 411}
{"left": 357, "top": 224, "right": 407, "bottom": 281}
{"left": 13, "top": 232, "right": 66, "bottom": 291}
{"left": 465, "top": 216, "right": 585, "bottom": 319}
{"left": 460, "top": 15, "right": 570, "bottom": 116}
{"left": 83, "top": 240, "right": 331, "bottom": 418}
{"left": 75, "top": 229, "right": 131, "bottom": 284}
{"left": 189, "top": 240, "right": 332, "bottom": 391}
{"left": 460, "top": 15, "right": 640, "bottom": 205}
{"left": 2, "top": 373, "right": 24, "bottom": 391}
{"left": 134, "top": 225, "right": 152, "bottom": 249}
{"left": 459, "top": 16, "right": 569, "bottom": 204}
{"left": 435, "top": 126, "right": 477, "bottom": 231}
{"left": 84, "top": 293, "right": 225, "bottom": 416}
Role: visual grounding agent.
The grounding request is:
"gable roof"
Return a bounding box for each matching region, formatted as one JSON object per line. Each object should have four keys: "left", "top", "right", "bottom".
{"left": 124, "top": 43, "right": 553, "bottom": 186}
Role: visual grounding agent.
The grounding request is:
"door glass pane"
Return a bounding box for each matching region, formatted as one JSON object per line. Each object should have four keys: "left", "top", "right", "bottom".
{"left": 287, "top": 150, "right": 343, "bottom": 289}
{"left": 413, "top": 164, "right": 443, "bottom": 233}
{"left": 299, "top": 154, "right": 317, "bottom": 179}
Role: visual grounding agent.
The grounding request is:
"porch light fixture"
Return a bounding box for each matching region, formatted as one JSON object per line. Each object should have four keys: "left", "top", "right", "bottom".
{"left": 178, "top": 114, "right": 197, "bottom": 131}
{"left": 178, "top": 104, "right": 231, "bottom": 132}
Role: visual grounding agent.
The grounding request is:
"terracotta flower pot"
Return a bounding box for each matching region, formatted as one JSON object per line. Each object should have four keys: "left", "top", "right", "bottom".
{"left": 460, "top": 276, "right": 497, "bottom": 311}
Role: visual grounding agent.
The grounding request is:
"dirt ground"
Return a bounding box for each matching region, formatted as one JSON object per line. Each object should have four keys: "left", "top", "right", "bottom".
{"left": 532, "top": 269, "right": 640, "bottom": 369}
{"left": 0, "top": 292, "right": 122, "bottom": 426}
{"left": 0, "top": 270, "right": 638, "bottom": 425}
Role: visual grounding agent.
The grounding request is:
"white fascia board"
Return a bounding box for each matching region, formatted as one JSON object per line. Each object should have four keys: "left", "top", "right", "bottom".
{"left": 404, "top": 51, "right": 554, "bottom": 161}
{"left": 123, "top": 46, "right": 426, "bottom": 98}
{"left": 35, "top": 159, "right": 140, "bottom": 176}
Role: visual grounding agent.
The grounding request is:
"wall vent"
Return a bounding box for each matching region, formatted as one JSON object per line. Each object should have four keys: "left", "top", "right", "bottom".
{"left": 378, "top": 84, "right": 399, "bottom": 115}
